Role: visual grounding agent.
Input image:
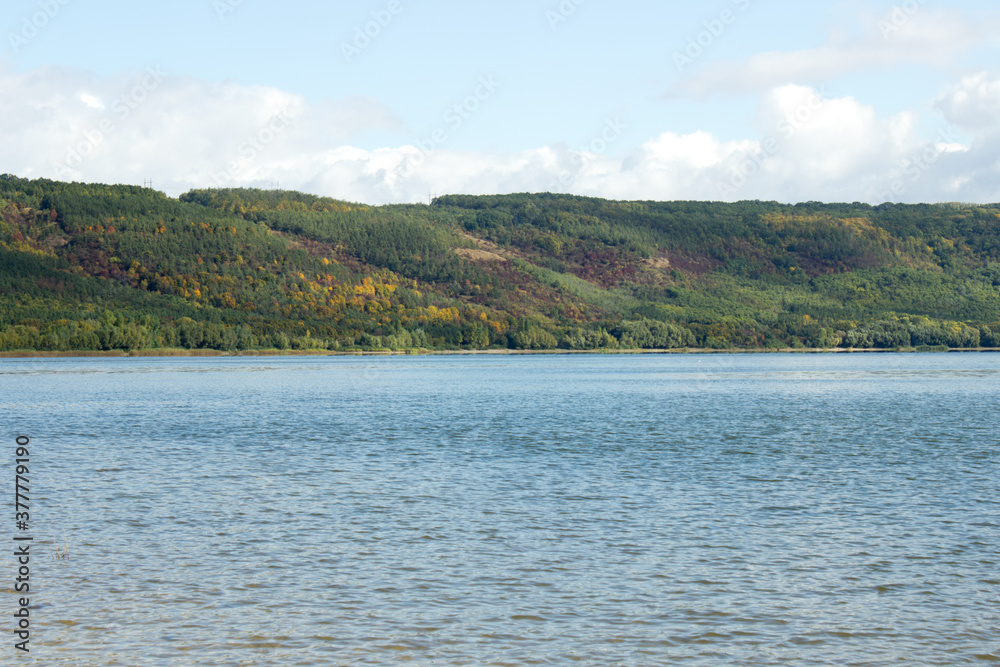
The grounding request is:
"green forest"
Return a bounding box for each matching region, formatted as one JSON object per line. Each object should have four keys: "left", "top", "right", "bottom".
{"left": 2, "top": 174, "right": 999, "bottom": 353}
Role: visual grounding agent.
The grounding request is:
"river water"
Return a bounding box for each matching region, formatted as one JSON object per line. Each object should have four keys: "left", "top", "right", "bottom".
{"left": 3, "top": 353, "right": 999, "bottom": 665}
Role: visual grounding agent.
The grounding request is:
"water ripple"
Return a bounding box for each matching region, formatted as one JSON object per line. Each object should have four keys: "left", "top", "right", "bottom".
{"left": 3, "top": 353, "right": 998, "bottom": 665}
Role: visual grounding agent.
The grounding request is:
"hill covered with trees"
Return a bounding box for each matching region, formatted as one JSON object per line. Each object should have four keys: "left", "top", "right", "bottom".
{"left": 1, "top": 174, "right": 999, "bottom": 353}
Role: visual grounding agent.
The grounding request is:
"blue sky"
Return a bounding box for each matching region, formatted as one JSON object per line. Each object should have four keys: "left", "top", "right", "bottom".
{"left": 3, "top": 0, "right": 1000, "bottom": 203}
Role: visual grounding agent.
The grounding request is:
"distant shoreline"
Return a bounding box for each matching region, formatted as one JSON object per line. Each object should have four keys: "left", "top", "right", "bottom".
{"left": 2, "top": 347, "right": 998, "bottom": 359}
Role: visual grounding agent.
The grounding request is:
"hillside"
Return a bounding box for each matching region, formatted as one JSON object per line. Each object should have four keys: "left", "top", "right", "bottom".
{"left": 1, "top": 174, "right": 999, "bottom": 352}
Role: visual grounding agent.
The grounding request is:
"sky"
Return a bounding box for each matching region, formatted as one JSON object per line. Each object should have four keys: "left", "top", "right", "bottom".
{"left": 2, "top": 0, "right": 1000, "bottom": 204}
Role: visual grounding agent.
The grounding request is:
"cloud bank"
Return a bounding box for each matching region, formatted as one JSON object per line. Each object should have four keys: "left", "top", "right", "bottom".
{"left": 2, "top": 65, "right": 1000, "bottom": 204}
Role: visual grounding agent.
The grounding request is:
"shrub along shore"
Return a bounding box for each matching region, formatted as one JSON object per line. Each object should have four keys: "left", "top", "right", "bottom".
{"left": 2, "top": 346, "right": 997, "bottom": 359}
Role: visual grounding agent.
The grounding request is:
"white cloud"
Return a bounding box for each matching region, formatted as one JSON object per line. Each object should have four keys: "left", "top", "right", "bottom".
{"left": 935, "top": 70, "right": 1000, "bottom": 135}
{"left": 0, "top": 65, "right": 400, "bottom": 192}
{"left": 674, "top": 9, "right": 998, "bottom": 97}
{"left": 3, "top": 65, "right": 1000, "bottom": 205}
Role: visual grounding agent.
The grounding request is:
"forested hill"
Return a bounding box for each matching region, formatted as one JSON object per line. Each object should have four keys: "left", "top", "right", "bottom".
{"left": 2, "top": 174, "right": 999, "bottom": 353}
